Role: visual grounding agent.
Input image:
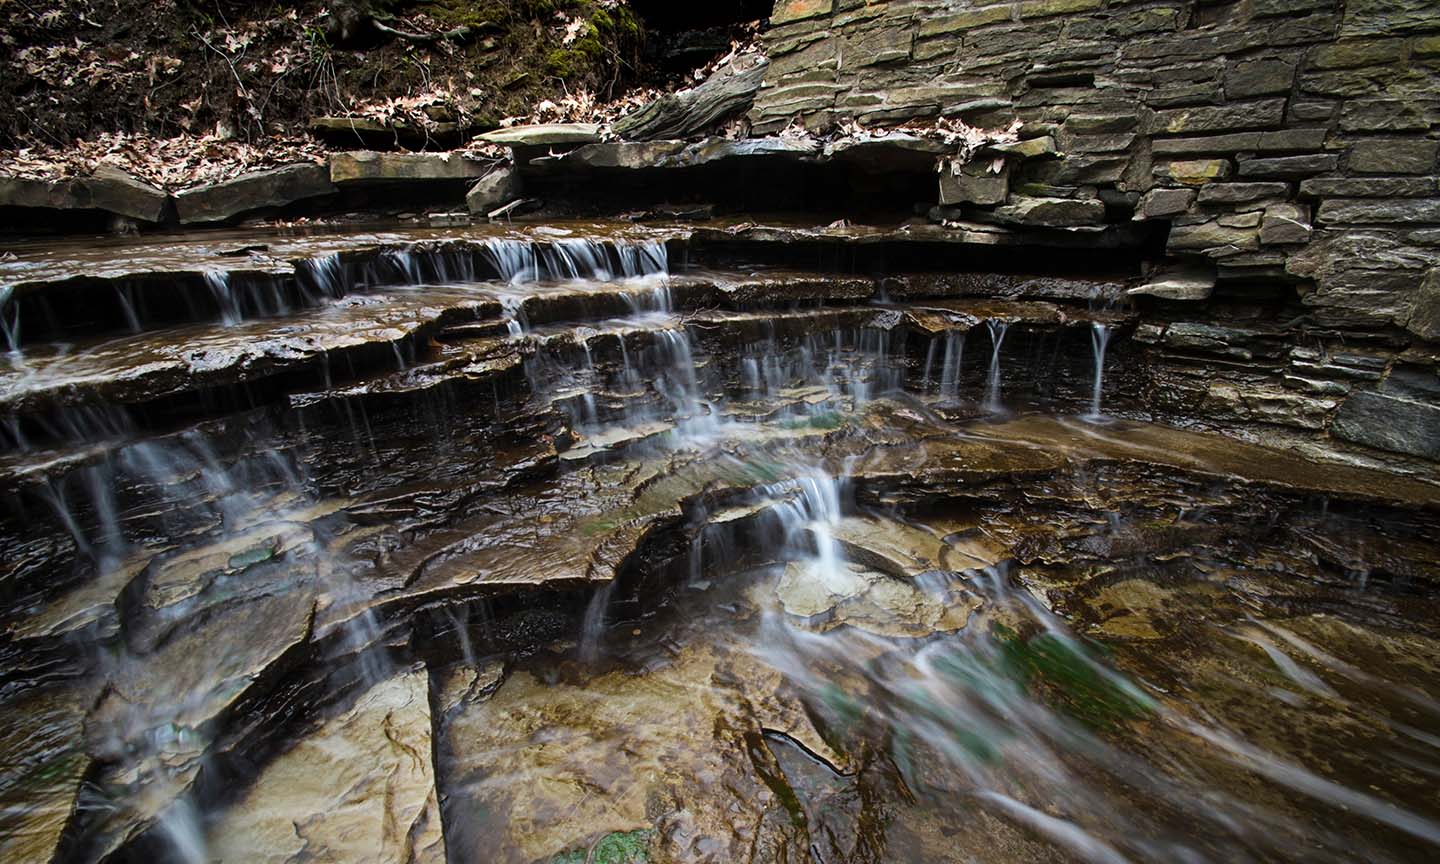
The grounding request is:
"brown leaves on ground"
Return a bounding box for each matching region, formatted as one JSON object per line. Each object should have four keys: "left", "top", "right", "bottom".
{"left": 0, "top": 133, "right": 327, "bottom": 191}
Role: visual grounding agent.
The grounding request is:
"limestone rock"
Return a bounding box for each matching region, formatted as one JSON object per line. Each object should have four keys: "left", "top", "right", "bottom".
{"left": 1237, "top": 154, "right": 1339, "bottom": 178}
{"left": 1197, "top": 182, "right": 1290, "bottom": 204}
{"left": 1168, "top": 220, "right": 1260, "bottom": 254}
{"left": 1155, "top": 159, "right": 1232, "bottom": 185}
{"left": 939, "top": 160, "right": 1010, "bottom": 206}
{"left": 991, "top": 194, "right": 1106, "bottom": 227}
{"left": 1316, "top": 198, "right": 1440, "bottom": 225}
{"left": 1332, "top": 390, "right": 1440, "bottom": 459}
{"left": 1128, "top": 263, "right": 1216, "bottom": 300}
{"left": 475, "top": 124, "right": 602, "bottom": 147}
{"left": 1260, "top": 203, "right": 1313, "bottom": 245}
{"left": 614, "top": 53, "right": 769, "bottom": 140}
{"left": 465, "top": 167, "right": 522, "bottom": 213}
{"left": 0, "top": 169, "right": 169, "bottom": 223}
{"left": 85, "top": 166, "right": 169, "bottom": 223}
{"left": 329, "top": 151, "right": 489, "bottom": 184}
{"left": 1348, "top": 139, "right": 1440, "bottom": 174}
{"left": 174, "top": 164, "right": 334, "bottom": 224}
{"left": 1136, "top": 188, "right": 1195, "bottom": 218}
{"left": 206, "top": 666, "right": 446, "bottom": 864}
{"left": 540, "top": 140, "right": 688, "bottom": 171}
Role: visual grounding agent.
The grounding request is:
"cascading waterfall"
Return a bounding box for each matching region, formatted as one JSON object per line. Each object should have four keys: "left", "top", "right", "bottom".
{"left": 939, "top": 329, "right": 965, "bottom": 402}
{"left": 0, "top": 284, "right": 20, "bottom": 355}
{"left": 984, "top": 320, "right": 1009, "bottom": 413}
{"left": 204, "top": 271, "right": 243, "bottom": 326}
{"left": 1087, "top": 322, "right": 1111, "bottom": 420}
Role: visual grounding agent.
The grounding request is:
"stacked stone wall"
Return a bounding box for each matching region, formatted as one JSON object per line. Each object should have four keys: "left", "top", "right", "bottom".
{"left": 754, "top": 0, "right": 1440, "bottom": 460}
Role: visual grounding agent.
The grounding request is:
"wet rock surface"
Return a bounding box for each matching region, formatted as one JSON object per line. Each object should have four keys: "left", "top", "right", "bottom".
{"left": 0, "top": 223, "right": 1438, "bottom": 864}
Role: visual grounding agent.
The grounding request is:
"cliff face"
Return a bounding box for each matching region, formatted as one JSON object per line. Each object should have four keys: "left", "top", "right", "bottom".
{"left": 750, "top": 0, "right": 1440, "bottom": 461}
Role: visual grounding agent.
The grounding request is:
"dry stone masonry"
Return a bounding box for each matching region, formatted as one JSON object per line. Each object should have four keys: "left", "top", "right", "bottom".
{"left": 753, "top": 0, "right": 1440, "bottom": 460}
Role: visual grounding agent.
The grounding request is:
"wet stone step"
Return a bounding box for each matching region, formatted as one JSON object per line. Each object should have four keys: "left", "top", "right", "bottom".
{"left": 0, "top": 292, "right": 501, "bottom": 417}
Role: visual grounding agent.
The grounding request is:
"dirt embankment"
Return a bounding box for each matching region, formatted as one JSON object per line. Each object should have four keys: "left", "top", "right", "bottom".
{"left": 0, "top": 0, "right": 660, "bottom": 150}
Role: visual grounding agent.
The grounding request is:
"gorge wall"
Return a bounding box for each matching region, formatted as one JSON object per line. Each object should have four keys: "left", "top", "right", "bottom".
{"left": 749, "top": 0, "right": 1440, "bottom": 463}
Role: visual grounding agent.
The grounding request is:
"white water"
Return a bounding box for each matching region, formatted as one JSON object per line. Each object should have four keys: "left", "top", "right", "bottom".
{"left": 1087, "top": 322, "right": 1111, "bottom": 420}
{"left": 984, "top": 320, "right": 1009, "bottom": 413}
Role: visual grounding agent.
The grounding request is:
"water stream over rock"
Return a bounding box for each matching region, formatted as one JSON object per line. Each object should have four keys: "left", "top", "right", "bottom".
{"left": 1, "top": 222, "right": 1438, "bottom": 864}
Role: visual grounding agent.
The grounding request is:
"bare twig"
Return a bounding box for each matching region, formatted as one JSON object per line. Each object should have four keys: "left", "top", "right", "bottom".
{"left": 373, "top": 21, "right": 478, "bottom": 44}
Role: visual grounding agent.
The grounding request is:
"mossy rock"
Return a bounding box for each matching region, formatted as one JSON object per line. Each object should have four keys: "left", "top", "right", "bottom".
{"left": 550, "top": 828, "right": 653, "bottom": 863}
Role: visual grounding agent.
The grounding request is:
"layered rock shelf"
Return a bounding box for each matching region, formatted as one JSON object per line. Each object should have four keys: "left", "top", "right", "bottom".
{"left": 3, "top": 3, "right": 1440, "bottom": 863}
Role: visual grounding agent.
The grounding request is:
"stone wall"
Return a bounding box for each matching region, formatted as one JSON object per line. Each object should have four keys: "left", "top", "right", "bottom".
{"left": 753, "top": 0, "right": 1440, "bottom": 461}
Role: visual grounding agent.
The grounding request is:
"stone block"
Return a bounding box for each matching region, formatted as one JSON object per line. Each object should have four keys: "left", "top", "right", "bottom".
{"left": 475, "top": 124, "right": 602, "bottom": 147}
{"left": 1300, "top": 176, "right": 1438, "bottom": 197}
{"left": 1348, "top": 139, "right": 1439, "bottom": 174}
{"left": 174, "top": 164, "right": 334, "bottom": 224}
{"left": 1128, "top": 262, "right": 1216, "bottom": 299}
{"left": 1064, "top": 113, "right": 1139, "bottom": 135}
{"left": 1167, "top": 220, "right": 1260, "bottom": 252}
{"left": 465, "top": 167, "right": 522, "bottom": 214}
{"left": 1332, "top": 390, "right": 1440, "bottom": 459}
{"left": 990, "top": 194, "right": 1106, "bottom": 227}
{"left": 1137, "top": 187, "right": 1196, "bottom": 218}
{"left": 1019, "top": 0, "right": 1102, "bottom": 18}
{"left": 919, "top": 6, "right": 1012, "bottom": 37}
{"left": 84, "top": 166, "right": 170, "bottom": 223}
{"left": 1154, "top": 159, "right": 1233, "bottom": 185}
{"left": 1149, "top": 99, "right": 1287, "bottom": 135}
{"left": 1198, "top": 182, "right": 1291, "bottom": 204}
{"left": 771, "top": 0, "right": 833, "bottom": 25}
{"left": 939, "top": 161, "right": 1010, "bottom": 206}
{"left": 1408, "top": 267, "right": 1440, "bottom": 340}
{"left": 987, "top": 136, "right": 1057, "bottom": 159}
{"left": 1339, "top": 100, "right": 1431, "bottom": 132}
{"left": 1260, "top": 203, "right": 1313, "bottom": 244}
{"left": 1306, "top": 38, "right": 1406, "bottom": 69}
{"left": 1236, "top": 154, "right": 1339, "bottom": 178}
{"left": 1225, "top": 58, "right": 1296, "bottom": 98}
{"left": 329, "top": 152, "right": 488, "bottom": 184}
{"left": 1316, "top": 198, "right": 1440, "bottom": 224}
{"left": 1151, "top": 133, "right": 1262, "bottom": 156}
{"left": 1257, "top": 128, "right": 1331, "bottom": 151}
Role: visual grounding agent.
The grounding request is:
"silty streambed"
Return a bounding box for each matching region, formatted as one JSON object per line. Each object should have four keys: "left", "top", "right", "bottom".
{"left": 0, "top": 223, "right": 1437, "bottom": 864}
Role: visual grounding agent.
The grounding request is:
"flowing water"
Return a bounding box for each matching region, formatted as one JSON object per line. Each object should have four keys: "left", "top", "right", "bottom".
{"left": 1, "top": 223, "right": 1438, "bottom": 864}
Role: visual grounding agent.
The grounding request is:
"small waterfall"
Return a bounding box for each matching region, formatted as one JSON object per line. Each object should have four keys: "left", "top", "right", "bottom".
{"left": 939, "top": 330, "right": 965, "bottom": 402}
{"left": 578, "top": 579, "right": 618, "bottom": 663}
{"left": 445, "top": 605, "right": 478, "bottom": 667}
{"left": 299, "top": 252, "right": 346, "bottom": 300}
{"left": 653, "top": 327, "right": 718, "bottom": 441}
{"left": 481, "top": 239, "right": 539, "bottom": 284}
{"left": 1087, "top": 322, "right": 1112, "bottom": 420}
{"left": 115, "top": 284, "right": 144, "bottom": 332}
{"left": 204, "top": 271, "right": 242, "bottom": 326}
{"left": 922, "top": 336, "right": 938, "bottom": 388}
{"left": 156, "top": 796, "right": 207, "bottom": 864}
{"left": 984, "top": 320, "right": 1009, "bottom": 414}
{"left": 0, "top": 284, "right": 20, "bottom": 354}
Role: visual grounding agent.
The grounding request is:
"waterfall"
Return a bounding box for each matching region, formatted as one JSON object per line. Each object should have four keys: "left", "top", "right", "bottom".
{"left": 1, "top": 284, "right": 20, "bottom": 354}
{"left": 578, "top": 579, "right": 618, "bottom": 663}
{"left": 984, "top": 320, "right": 1009, "bottom": 414}
{"left": 1087, "top": 322, "right": 1111, "bottom": 420}
{"left": 204, "top": 271, "right": 242, "bottom": 326}
{"left": 299, "top": 252, "right": 345, "bottom": 300}
{"left": 939, "top": 330, "right": 965, "bottom": 402}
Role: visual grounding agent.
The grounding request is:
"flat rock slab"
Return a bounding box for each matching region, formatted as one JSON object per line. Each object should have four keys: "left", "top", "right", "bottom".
{"left": 0, "top": 291, "right": 492, "bottom": 414}
{"left": 329, "top": 151, "right": 489, "bottom": 185}
{"left": 206, "top": 666, "right": 445, "bottom": 864}
{"left": 476, "top": 123, "right": 602, "bottom": 147}
{"left": 174, "top": 164, "right": 335, "bottom": 224}
{"left": 0, "top": 167, "right": 168, "bottom": 223}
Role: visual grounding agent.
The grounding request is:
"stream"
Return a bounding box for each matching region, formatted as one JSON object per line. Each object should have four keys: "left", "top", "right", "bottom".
{"left": 1, "top": 222, "right": 1438, "bottom": 864}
